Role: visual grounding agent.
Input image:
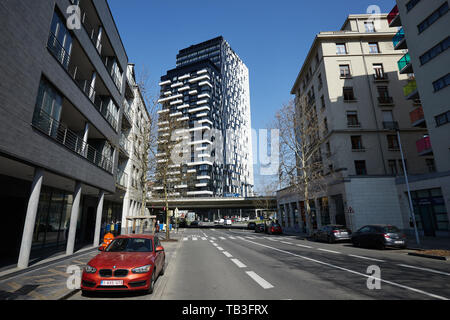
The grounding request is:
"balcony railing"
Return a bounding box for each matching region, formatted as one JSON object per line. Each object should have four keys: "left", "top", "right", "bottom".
{"left": 416, "top": 136, "right": 433, "bottom": 155}
{"left": 383, "top": 121, "right": 399, "bottom": 130}
{"left": 404, "top": 80, "right": 419, "bottom": 99}
{"left": 116, "top": 168, "right": 128, "bottom": 188}
{"left": 119, "top": 134, "right": 130, "bottom": 154}
{"left": 410, "top": 106, "right": 425, "bottom": 127}
{"left": 378, "top": 96, "right": 394, "bottom": 105}
{"left": 387, "top": 5, "right": 400, "bottom": 26}
{"left": 398, "top": 53, "right": 412, "bottom": 74}
{"left": 393, "top": 28, "right": 406, "bottom": 49}
{"left": 32, "top": 109, "right": 113, "bottom": 173}
{"left": 123, "top": 99, "right": 134, "bottom": 123}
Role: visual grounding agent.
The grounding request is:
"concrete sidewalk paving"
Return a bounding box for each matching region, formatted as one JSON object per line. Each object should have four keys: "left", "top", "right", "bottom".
{"left": 0, "top": 232, "right": 182, "bottom": 300}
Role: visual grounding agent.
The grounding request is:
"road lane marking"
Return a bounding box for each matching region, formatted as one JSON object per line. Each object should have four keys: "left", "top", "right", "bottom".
{"left": 223, "top": 251, "right": 233, "bottom": 258}
{"left": 231, "top": 259, "right": 247, "bottom": 268}
{"left": 229, "top": 236, "right": 236, "bottom": 239}
{"left": 397, "top": 264, "right": 450, "bottom": 276}
{"left": 348, "top": 255, "right": 385, "bottom": 263}
{"left": 240, "top": 238, "right": 448, "bottom": 300}
{"left": 212, "top": 243, "right": 218, "bottom": 246}
{"left": 246, "top": 271, "right": 274, "bottom": 289}
{"left": 183, "top": 237, "right": 188, "bottom": 241}
{"left": 280, "top": 241, "right": 293, "bottom": 245}
{"left": 201, "top": 237, "right": 207, "bottom": 240}
{"left": 210, "top": 237, "right": 217, "bottom": 240}
{"left": 192, "top": 237, "right": 198, "bottom": 241}
{"left": 296, "top": 244, "right": 313, "bottom": 248}
{"left": 220, "top": 237, "right": 226, "bottom": 240}
{"left": 217, "top": 247, "right": 224, "bottom": 251}
{"left": 317, "top": 248, "right": 341, "bottom": 254}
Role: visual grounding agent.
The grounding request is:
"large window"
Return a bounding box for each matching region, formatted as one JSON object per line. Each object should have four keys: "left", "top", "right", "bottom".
{"left": 33, "top": 78, "right": 63, "bottom": 138}
{"left": 368, "top": 42, "right": 380, "bottom": 54}
{"left": 48, "top": 11, "right": 73, "bottom": 70}
{"left": 417, "top": 2, "right": 449, "bottom": 34}
{"left": 435, "top": 110, "right": 450, "bottom": 126}
{"left": 355, "top": 160, "right": 367, "bottom": 175}
{"left": 420, "top": 37, "right": 450, "bottom": 65}
{"left": 339, "top": 65, "right": 351, "bottom": 78}
{"left": 336, "top": 43, "right": 347, "bottom": 55}
{"left": 433, "top": 73, "right": 450, "bottom": 92}
{"left": 411, "top": 188, "right": 449, "bottom": 233}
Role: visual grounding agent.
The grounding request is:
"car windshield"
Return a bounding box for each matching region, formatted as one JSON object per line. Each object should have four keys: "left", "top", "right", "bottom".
{"left": 383, "top": 226, "right": 400, "bottom": 233}
{"left": 106, "top": 238, "right": 153, "bottom": 252}
{"left": 333, "top": 225, "right": 346, "bottom": 230}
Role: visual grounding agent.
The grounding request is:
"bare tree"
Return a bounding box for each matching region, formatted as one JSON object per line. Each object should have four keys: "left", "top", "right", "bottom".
{"left": 274, "top": 98, "right": 329, "bottom": 235}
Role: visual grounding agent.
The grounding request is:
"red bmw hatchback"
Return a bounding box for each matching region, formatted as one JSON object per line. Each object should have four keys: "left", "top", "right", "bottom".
{"left": 81, "top": 235, "right": 165, "bottom": 295}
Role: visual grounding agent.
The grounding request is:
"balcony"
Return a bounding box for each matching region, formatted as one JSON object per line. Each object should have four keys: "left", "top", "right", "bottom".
{"left": 116, "top": 168, "right": 128, "bottom": 188}
{"left": 32, "top": 109, "right": 113, "bottom": 173}
{"left": 416, "top": 136, "right": 433, "bottom": 156}
{"left": 373, "top": 73, "right": 389, "bottom": 82}
{"left": 382, "top": 121, "right": 399, "bottom": 130}
{"left": 378, "top": 96, "right": 394, "bottom": 106}
{"left": 410, "top": 106, "right": 426, "bottom": 127}
{"left": 398, "top": 53, "right": 413, "bottom": 74}
{"left": 119, "top": 134, "right": 130, "bottom": 156}
{"left": 393, "top": 28, "right": 407, "bottom": 50}
{"left": 404, "top": 80, "right": 420, "bottom": 100}
{"left": 388, "top": 5, "right": 401, "bottom": 27}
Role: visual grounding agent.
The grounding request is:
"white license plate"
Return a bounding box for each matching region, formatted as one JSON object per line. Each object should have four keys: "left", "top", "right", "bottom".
{"left": 395, "top": 241, "right": 404, "bottom": 244}
{"left": 340, "top": 232, "right": 348, "bottom": 235}
{"left": 100, "top": 280, "right": 123, "bottom": 286}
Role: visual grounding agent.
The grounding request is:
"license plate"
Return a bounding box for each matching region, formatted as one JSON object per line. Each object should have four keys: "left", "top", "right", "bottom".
{"left": 340, "top": 232, "right": 348, "bottom": 235}
{"left": 100, "top": 280, "right": 123, "bottom": 286}
{"left": 395, "top": 241, "right": 404, "bottom": 244}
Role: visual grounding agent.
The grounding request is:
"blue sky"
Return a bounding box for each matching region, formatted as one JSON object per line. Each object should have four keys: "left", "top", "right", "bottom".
{"left": 108, "top": 0, "right": 397, "bottom": 192}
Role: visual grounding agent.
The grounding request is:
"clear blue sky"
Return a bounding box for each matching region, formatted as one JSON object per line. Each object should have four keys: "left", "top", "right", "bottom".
{"left": 108, "top": 0, "right": 396, "bottom": 192}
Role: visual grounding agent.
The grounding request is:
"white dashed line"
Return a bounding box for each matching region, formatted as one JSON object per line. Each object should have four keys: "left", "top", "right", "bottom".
{"left": 280, "top": 241, "right": 293, "bottom": 245}
{"left": 296, "top": 244, "right": 313, "bottom": 248}
{"left": 231, "top": 259, "right": 247, "bottom": 268}
{"left": 317, "top": 248, "right": 341, "bottom": 254}
{"left": 348, "top": 255, "right": 385, "bottom": 263}
{"left": 229, "top": 236, "right": 236, "bottom": 239}
{"left": 192, "top": 237, "right": 198, "bottom": 241}
{"left": 220, "top": 237, "right": 226, "bottom": 240}
{"left": 223, "top": 251, "right": 233, "bottom": 258}
{"left": 397, "top": 264, "right": 450, "bottom": 276}
{"left": 201, "top": 237, "right": 207, "bottom": 240}
{"left": 183, "top": 237, "right": 188, "bottom": 241}
{"left": 246, "top": 271, "right": 274, "bottom": 289}
{"left": 210, "top": 237, "right": 217, "bottom": 240}
{"left": 217, "top": 247, "right": 224, "bottom": 251}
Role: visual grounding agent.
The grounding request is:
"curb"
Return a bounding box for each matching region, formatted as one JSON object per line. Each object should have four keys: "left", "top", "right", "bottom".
{"left": 59, "top": 289, "right": 80, "bottom": 300}
{"left": 407, "top": 252, "right": 448, "bottom": 261}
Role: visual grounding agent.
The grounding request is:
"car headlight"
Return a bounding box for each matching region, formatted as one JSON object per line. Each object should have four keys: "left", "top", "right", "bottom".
{"left": 84, "top": 265, "right": 97, "bottom": 273}
{"left": 132, "top": 265, "right": 152, "bottom": 274}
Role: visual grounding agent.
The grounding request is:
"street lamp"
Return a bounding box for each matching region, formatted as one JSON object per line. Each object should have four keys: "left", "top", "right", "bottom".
{"left": 396, "top": 127, "right": 421, "bottom": 246}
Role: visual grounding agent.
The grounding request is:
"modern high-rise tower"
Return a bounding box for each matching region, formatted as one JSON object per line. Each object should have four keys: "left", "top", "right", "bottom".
{"left": 155, "top": 36, "right": 254, "bottom": 198}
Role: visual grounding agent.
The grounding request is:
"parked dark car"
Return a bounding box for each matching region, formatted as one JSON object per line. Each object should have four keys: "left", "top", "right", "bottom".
{"left": 190, "top": 221, "right": 199, "bottom": 228}
{"left": 255, "top": 223, "right": 266, "bottom": 233}
{"left": 351, "top": 225, "right": 407, "bottom": 249}
{"left": 265, "top": 222, "right": 282, "bottom": 235}
{"left": 312, "top": 225, "right": 351, "bottom": 243}
{"left": 247, "top": 222, "right": 256, "bottom": 230}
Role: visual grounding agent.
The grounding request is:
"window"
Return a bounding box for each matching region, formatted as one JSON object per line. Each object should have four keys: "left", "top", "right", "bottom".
{"left": 355, "top": 161, "right": 367, "bottom": 175}
{"left": 406, "top": 0, "right": 421, "bottom": 12}
{"left": 420, "top": 37, "right": 450, "bottom": 65}
{"left": 343, "top": 87, "right": 356, "bottom": 101}
{"left": 378, "top": 86, "right": 393, "bottom": 104}
{"left": 351, "top": 136, "right": 364, "bottom": 150}
{"left": 433, "top": 73, "right": 450, "bottom": 92}
{"left": 369, "top": 42, "right": 380, "bottom": 53}
{"left": 388, "top": 160, "right": 398, "bottom": 175}
{"left": 418, "top": 2, "right": 449, "bottom": 34}
{"left": 347, "top": 111, "right": 360, "bottom": 127}
{"left": 48, "top": 11, "right": 73, "bottom": 70}
{"left": 426, "top": 159, "right": 437, "bottom": 173}
{"left": 340, "top": 65, "right": 351, "bottom": 78}
{"left": 318, "top": 74, "right": 323, "bottom": 89}
{"left": 387, "top": 135, "right": 399, "bottom": 150}
{"left": 365, "top": 21, "right": 376, "bottom": 33}
{"left": 435, "top": 110, "right": 450, "bottom": 126}
{"left": 373, "top": 64, "right": 386, "bottom": 79}
{"left": 336, "top": 43, "right": 347, "bottom": 55}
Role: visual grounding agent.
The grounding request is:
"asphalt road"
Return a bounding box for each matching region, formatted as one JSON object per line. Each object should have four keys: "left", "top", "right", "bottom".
{"left": 70, "top": 227, "right": 450, "bottom": 300}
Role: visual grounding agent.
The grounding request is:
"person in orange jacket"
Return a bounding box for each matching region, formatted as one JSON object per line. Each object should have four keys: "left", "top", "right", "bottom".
{"left": 100, "top": 232, "right": 115, "bottom": 250}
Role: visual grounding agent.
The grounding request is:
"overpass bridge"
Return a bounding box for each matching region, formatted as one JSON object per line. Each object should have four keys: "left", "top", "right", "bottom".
{"left": 146, "top": 196, "right": 277, "bottom": 221}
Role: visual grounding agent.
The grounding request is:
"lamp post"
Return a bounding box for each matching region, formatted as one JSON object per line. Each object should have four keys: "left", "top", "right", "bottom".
{"left": 396, "top": 128, "right": 421, "bottom": 246}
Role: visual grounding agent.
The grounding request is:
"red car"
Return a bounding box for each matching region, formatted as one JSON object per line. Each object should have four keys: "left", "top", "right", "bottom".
{"left": 81, "top": 235, "right": 165, "bottom": 295}
{"left": 266, "top": 222, "right": 283, "bottom": 235}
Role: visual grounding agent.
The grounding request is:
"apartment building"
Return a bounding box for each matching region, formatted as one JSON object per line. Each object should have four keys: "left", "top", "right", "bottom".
{"left": 388, "top": 0, "right": 450, "bottom": 237}
{"left": 118, "top": 64, "right": 151, "bottom": 234}
{"left": 0, "top": 0, "right": 145, "bottom": 269}
{"left": 277, "top": 14, "right": 440, "bottom": 234}
{"left": 154, "top": 37, "right": 254, "bottom": 198}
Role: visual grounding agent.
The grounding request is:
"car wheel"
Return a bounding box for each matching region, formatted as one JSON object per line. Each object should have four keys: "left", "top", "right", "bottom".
{"left": 147, "top": 271, "right": 156, "bottom": 294}
{"left": 352, "top": 239, "right": 359, "bottom": 247}
{"left": 377, "top": 241, "right": 385, "bottom": 250}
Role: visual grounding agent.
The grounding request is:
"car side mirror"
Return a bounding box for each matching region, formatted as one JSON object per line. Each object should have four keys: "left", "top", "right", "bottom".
{"left": 156, "top": 246, "right": 164, "bottom": 252}
{"left": 98, "top": 246, "right": 105, "bottom": 251}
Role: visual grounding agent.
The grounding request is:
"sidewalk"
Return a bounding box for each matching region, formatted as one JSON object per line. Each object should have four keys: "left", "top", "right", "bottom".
{"left": 0, "top": 231, "right": 182, "bottom": 300}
